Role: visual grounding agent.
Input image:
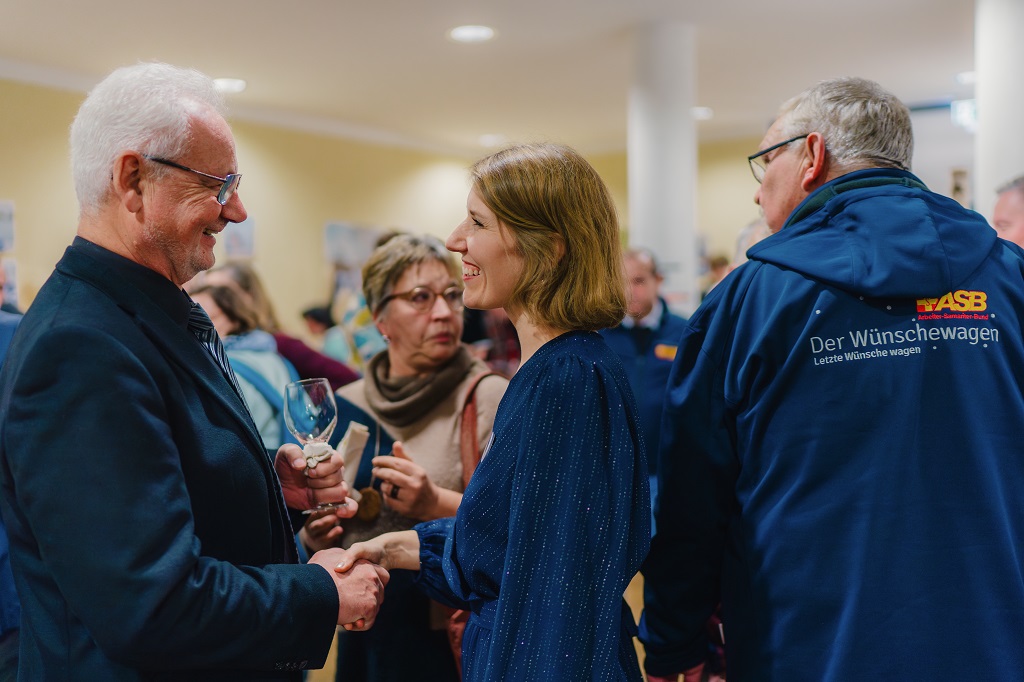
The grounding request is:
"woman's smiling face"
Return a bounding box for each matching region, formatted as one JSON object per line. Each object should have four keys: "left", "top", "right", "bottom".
{"left": 445, "top": 186, "right": 524, "bottom": 315}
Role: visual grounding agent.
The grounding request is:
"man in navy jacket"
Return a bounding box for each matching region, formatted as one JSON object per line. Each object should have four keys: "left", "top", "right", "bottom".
{"left": 599, "top": 249, "right": 686, "bottom": 533}
{"left": 0, "top": 62, "right": 387, "bottom": 680}
{"left": 642, "top": 77, "right": 1024, "bottom": 681}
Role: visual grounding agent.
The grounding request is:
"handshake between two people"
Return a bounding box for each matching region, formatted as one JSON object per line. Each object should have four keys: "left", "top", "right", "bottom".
{"left": 273, "top": 442, "right": 391, "bottom": 631}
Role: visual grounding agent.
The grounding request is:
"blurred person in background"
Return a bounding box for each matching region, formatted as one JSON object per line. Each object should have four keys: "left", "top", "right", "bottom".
{"left": 192, "top": 283, "right": 298, "bottom": 450}
{"left": 303, "top": 303, "right": 384, "bottom": 376}
{"left": 993, "top": 175, "right": 1024, "bottom": 248}
{"left": 302, "top": 304, "right": 350, "bottom": 364}
{"left": 198, "top": 261, "right": 360, "bottom": 390}
{"left": 327, "top": 231, "right": 399, "bottom": 374}
{"left": 730, "top": 215, "right": 773, "bottom": 269}
{"left": 0, "top": 267, "right": 20, "bottom": 315}
{"left": 700, "top": 254, "right": 731, "bottom": 299}
{"left": 599, "top": 247, "right": 686, "bottom": 535}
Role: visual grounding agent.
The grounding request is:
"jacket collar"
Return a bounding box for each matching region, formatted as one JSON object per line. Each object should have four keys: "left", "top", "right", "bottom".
{"left": 57, "top": 240, "right": 267, "bottom": 457}
{"left": 783, "top": 168, "right": 928, "bottom": 230}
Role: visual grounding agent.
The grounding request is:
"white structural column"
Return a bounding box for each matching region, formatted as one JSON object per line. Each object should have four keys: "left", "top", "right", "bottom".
{"left": 974, "top": 0, "right": 1024, "bottom": 218}
{"left": 628, "top": 23, "right": 700, "bottom": 315}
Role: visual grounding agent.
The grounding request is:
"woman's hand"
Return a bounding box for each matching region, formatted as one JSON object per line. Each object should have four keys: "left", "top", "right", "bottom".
{"left": 372, "top": 441, "right": 461, "bottom": 520}
{"left": 335, "top": 530, "right": 422, "bottom": 574}
{"left": 298, "top": 508, "right": 343, "bottom": 553}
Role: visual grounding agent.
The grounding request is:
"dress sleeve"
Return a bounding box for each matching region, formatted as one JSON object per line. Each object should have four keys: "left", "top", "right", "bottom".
{"left": 639, "top": 291, "right": 739, "bottom": 676}
{"left": 484, "top": 354, "right": 646, "bottom": 678}
{"left": 412, "top": 517, "right": 468, "bottom": 610}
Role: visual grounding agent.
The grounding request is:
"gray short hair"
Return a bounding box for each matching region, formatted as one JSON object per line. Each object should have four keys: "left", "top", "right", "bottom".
{"left": 362, "top": 234, "right": 460, "bottom": 315}
{"left": 776, "top": 77, "right": 913, "bottom": 175}
{"left": 70, "top": 62, "right": 226, "bottom": 214}
{"left": 997, "top": 175, "right": 1024, "bottom": 198}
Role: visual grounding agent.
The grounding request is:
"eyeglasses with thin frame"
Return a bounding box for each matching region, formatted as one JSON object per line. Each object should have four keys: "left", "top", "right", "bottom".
{"left": 378, "top": 286, "right": 465, "bottom": 314}
{"left": 747, "top": 134, "right": 809, "bottom": 184}
{"left": 144, "top": 155, "right": 242, "bottom": 205}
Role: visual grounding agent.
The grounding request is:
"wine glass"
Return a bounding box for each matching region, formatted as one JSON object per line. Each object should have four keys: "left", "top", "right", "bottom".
{"left": 283, "top": 378, "right": 342, "bottom": 514}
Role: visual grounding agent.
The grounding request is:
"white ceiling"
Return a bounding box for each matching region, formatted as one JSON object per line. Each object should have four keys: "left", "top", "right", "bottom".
{"left": 0, "top": 0, "right": 975, "bottom": 157}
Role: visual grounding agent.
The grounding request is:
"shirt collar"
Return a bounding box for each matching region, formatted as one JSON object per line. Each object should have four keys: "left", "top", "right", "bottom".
{"left": 621, "top": 297, "right": 663, "bottom": 329}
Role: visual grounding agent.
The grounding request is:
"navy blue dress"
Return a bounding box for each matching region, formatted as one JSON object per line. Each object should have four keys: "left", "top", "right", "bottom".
{"left": 415, "top": 331, "right": 650, "bottom": 680}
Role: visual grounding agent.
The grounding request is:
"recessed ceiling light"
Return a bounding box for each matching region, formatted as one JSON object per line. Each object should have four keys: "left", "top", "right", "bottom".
{"left": 214, "top": 78, "right": 247, "bottom": 94}
{"left": 691, "top": 106, "right": 714, "bottom": 120}
{"left": 951, "top": 99, "right": 977, "bottom": 133}
{"left": 448, "top": 25, "right": 496, "bottom": 43}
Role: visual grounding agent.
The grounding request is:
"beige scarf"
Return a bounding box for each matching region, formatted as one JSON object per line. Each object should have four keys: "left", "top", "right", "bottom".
{"left": 363, "top": 344, "right": 476, "bottom": 426}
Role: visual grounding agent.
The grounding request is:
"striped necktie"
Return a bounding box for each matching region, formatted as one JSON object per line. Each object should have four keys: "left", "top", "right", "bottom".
{"left": 188, "top": 301, "right": 294, "bottom": 557}
{"left": 187, "top": 301, "right": 244, "bottom": 397}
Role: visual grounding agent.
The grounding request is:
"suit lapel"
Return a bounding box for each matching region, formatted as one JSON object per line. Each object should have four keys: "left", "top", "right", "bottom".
{"left": 56, "top": 250, "right": 268, "bottom": 459}
{"left": 57, "top": 245, "right": 299, "bottom": 563}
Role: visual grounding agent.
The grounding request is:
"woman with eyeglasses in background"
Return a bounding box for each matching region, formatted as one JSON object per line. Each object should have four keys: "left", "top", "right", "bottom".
{"left": 302, "top": 234, "right": 508, "bottom": 681}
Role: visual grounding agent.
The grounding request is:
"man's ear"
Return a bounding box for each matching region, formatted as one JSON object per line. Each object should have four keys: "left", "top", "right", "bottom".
{"left": 800, "top": 132, "right": 828, "bottom": 191}
{"left": 112, "top": 152, "right": 145, "bottom": 214}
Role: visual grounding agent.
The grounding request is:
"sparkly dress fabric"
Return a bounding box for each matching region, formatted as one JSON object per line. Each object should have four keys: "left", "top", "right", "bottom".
{"left": 415, "top": 331, "right": 650, "bottom": 680}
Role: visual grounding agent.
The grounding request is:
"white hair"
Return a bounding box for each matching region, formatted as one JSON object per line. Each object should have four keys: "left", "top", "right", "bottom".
{"left": 70, "top": 62, "right": 226, "bottom": 214}
{"left": 777, "top": 77, "right": 913, "bottom": 175}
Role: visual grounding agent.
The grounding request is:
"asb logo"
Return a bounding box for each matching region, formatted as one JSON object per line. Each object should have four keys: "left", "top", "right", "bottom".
{"left": 916, "top": 290, "right": 987, "bottom": 313}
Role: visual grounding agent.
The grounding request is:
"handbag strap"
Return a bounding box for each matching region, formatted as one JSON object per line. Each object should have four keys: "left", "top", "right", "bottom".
{"left": 459, "top": 371, "right": 501, "bottom": 489}
{"left": 229, "top": 358, "right": 301, "bottom": 447}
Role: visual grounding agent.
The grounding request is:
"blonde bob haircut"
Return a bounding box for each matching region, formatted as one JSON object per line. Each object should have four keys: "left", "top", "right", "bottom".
{"left": 470, "top": 143, "right": 626, "bottom": 331}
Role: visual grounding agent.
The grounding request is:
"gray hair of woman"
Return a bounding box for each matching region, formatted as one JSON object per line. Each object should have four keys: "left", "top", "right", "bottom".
{"left": 362, "top": 234, "right": 461, "bottom": 316}
{"left": 775, "top": 76, "right": 913, "bottom": 176}
{"left": 70, "top": 61, "right": 225, "bottom": 215}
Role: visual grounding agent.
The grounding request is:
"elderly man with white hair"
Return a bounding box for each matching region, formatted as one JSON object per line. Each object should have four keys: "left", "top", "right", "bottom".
{"left": 0, "top": 62, "right": 388, "bottom": 680}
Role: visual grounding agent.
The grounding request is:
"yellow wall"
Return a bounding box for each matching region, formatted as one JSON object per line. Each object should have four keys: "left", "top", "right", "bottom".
{"left": 698, "top": 137, "right": 765, "bottom": 259}
{"left": 228, "top": 120, "right": 473, "bottom": 330}
{"left": 0, "top": 79, "right": 476, "bottom": 334}
{"left": 0, "top": 80, "right": 82, "bottom": 304}
{"left": 590, "top": 141, "right": 764, "bottom": 261}
{"left": 0, "top": 78, "right": 760, "bottom": 333}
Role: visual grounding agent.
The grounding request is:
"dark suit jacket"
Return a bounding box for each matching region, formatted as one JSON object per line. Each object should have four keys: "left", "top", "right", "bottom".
{"left": 0, "top": 239, "right": 337, "bottom": 680}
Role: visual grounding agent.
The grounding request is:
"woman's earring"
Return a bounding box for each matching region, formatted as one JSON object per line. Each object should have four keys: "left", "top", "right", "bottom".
{"left": 381, "top": 334, "right": 390, "bottom": 344}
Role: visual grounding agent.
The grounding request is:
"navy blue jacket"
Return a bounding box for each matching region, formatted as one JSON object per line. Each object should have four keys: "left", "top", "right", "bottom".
{"left": 0, "top": 311, "right": 21, "bottom": 641}
{"left": 0, "top": 239, "right": 337, "bottom": 680}
{"left": 641, "top": 169, "right": 1024, "bottom": 680}
{"left": 600, "top": 301, "right": 687, "bottom": 475}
